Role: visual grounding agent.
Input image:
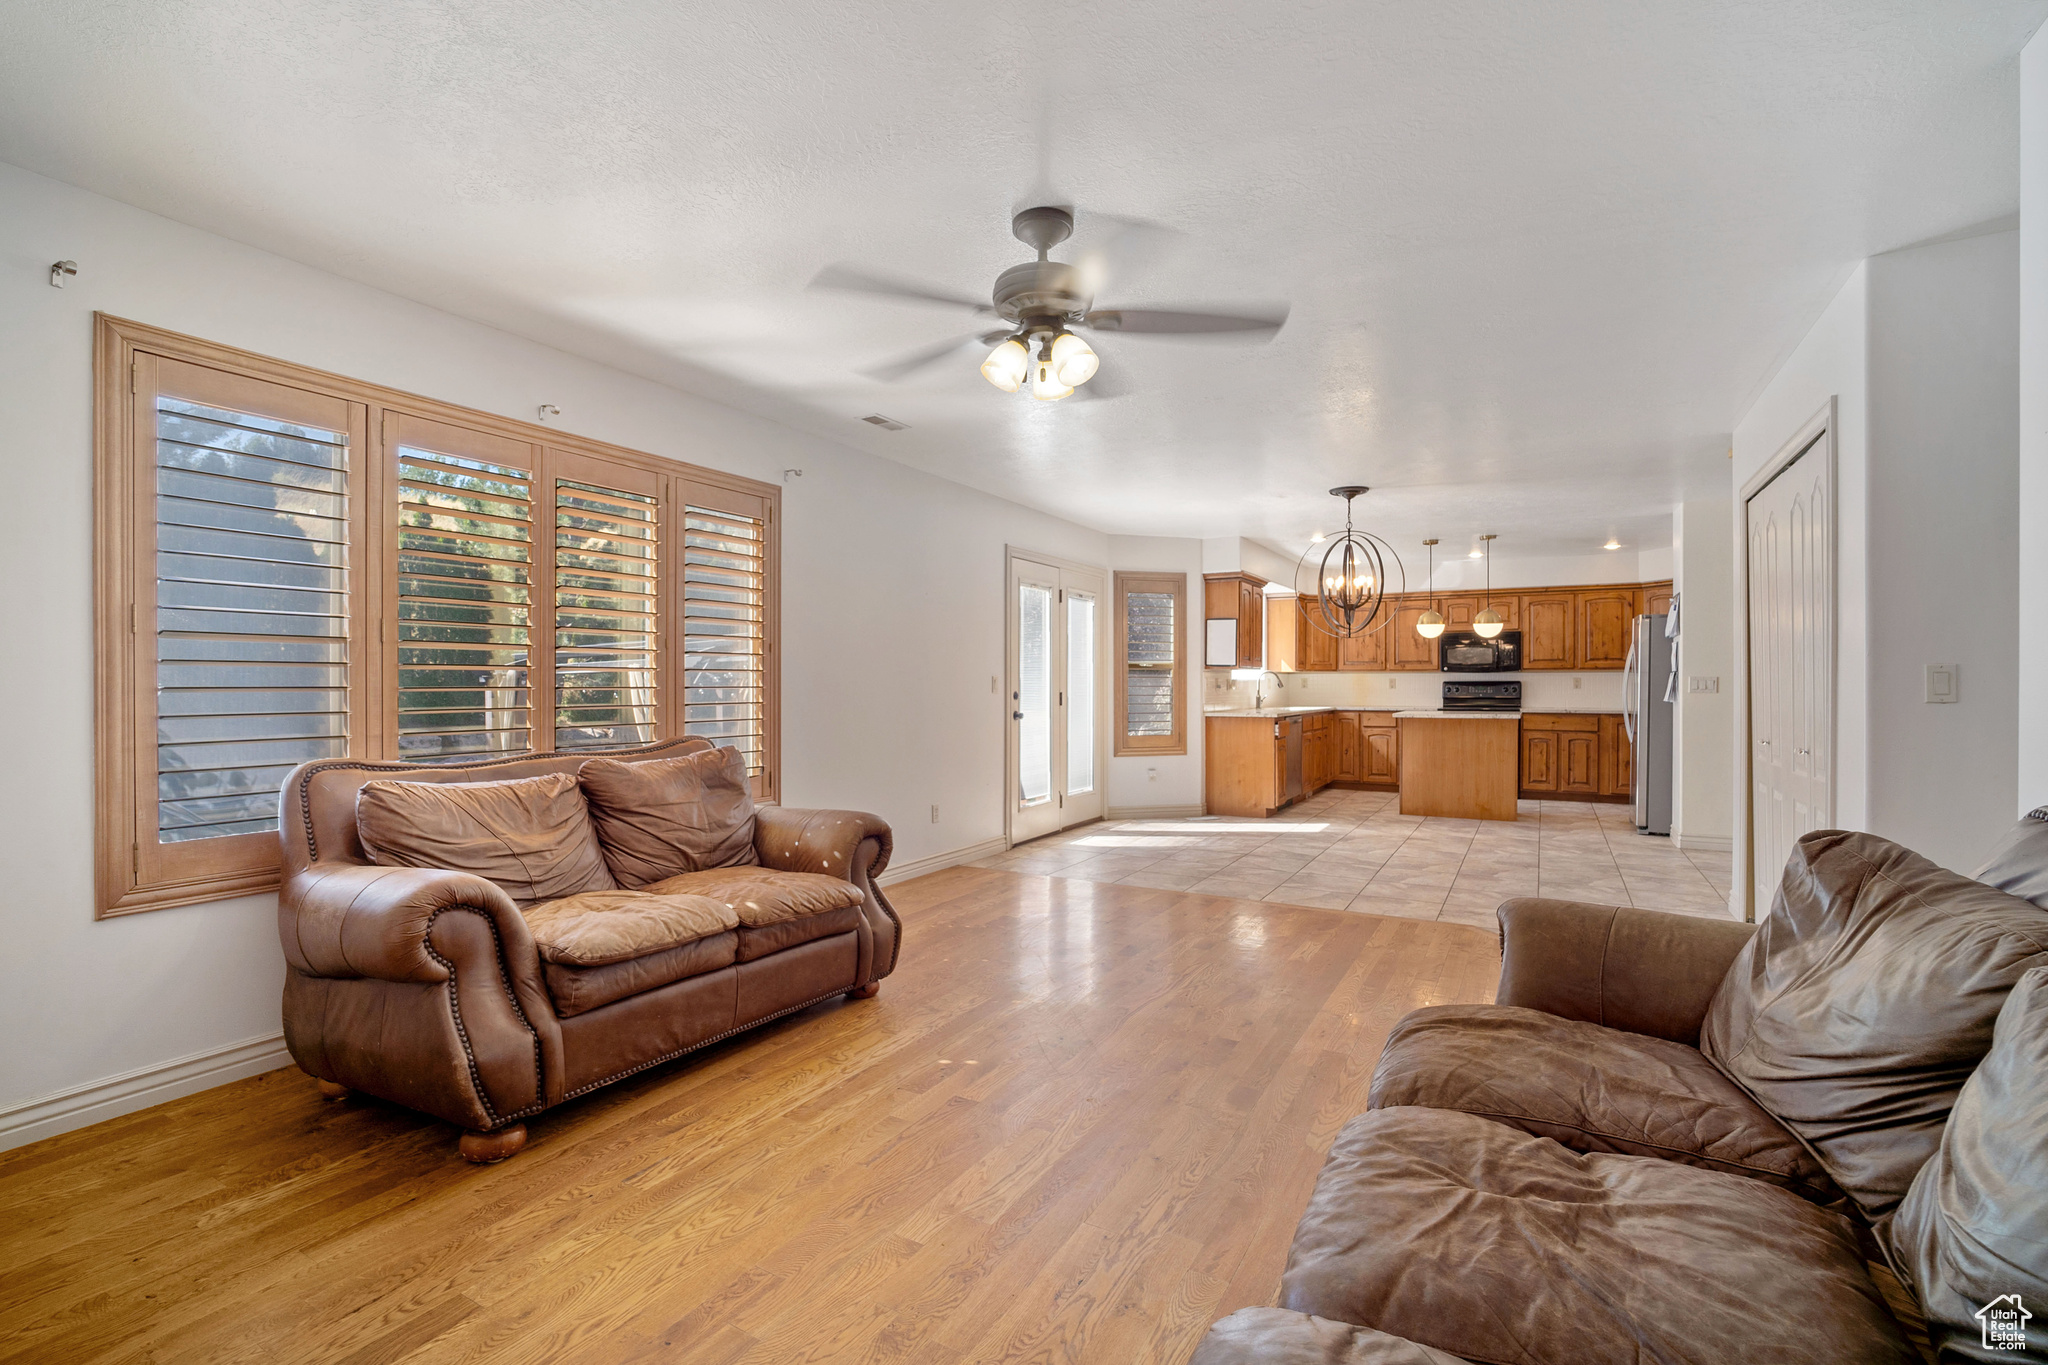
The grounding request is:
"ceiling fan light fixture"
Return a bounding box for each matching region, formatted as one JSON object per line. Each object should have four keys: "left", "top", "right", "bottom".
{"left": 1029, "top": 357, "right": 1074, "bottom": 401}
{"left": 980, "top": 337, "right": 1029, "bottom": 392}
{"left": 1049, "top": 332, "right": 1099, "bottom": 386}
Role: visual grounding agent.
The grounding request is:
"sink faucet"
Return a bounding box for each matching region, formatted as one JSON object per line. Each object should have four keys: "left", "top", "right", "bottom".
{"left": 1254, "top": 670, "right": 1284, "bottom": 710}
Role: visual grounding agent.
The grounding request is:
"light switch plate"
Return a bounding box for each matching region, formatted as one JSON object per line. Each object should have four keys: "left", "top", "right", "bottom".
{"left": 1688, "top": 676, "right": 1719, "bottom": 694}
{"left": 1926, "top": 663, "right": 1959, "bottom": 704}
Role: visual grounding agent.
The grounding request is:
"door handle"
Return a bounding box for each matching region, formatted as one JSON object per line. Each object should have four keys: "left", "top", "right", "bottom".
{"left": 1013, "top": 711, "right": 1024, "bottom": 720}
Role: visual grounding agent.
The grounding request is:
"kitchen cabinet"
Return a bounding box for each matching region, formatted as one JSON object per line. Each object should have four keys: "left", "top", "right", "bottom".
{"left": 1598, "top": 713, "right": 1632, "bottom": 798}
{"left": 1361, "top": 718, "right": 1399, "bottom": 785}
{"left": 1339, "top": 615, "right": 1390, "bottom": 669}
{"left": 1267, "top": 595, "right": 1339, "bottom": 673}
{"left": 1578, "top": 589, "right": 1637, "bottom": 669}
{"left": 1390, "top": 603, "right": 1440, "bottom": 670}
{"left": 1643, "top": 581, "right": 1674, "bottom": 618}
{"left": 1204, "top": 573, "right": 1266, "bottom": 669}
{"left": 1519, "top": 593, "right": 1577, "bottom": 669}
{"left": 1443, "top": 593, "right": 1519, "bottom": 632}
{"left": 1522, "top": 713, "right": 1621, "bottom": 800}
{"left": 1335, "top": 711, "right": 1362, "bottom": 779}
{"left": 1304, "top": 711, "right": 1336, "bottom": 792}
{"left": 1204, "top": 712, "right": 1301, "bottom": 817}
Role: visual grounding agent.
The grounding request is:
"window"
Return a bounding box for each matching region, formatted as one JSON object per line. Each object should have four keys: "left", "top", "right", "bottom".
{"left": 1113, "top": 572, "right": 1186, "bottom": 756}
{"left": 95, "top": 317, "right": 778, "bottom": 915}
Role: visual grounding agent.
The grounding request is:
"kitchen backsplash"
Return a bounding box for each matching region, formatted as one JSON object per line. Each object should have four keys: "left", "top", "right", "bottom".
{"left": 1204, "top": 669, "right": 1627, "bottom": 712}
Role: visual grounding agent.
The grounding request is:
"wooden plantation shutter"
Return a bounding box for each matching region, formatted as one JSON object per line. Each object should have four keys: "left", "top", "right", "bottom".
{"left": 552, "top": 453, "right": 662, "bottom": 751}
{"left": 98, "top": 353, "right": 369, "bottom": 913}
{"left": 96, "top": 316, "right": 780, "bottom": 913}
{"left": 674, "top": 480, "right": 776, "bottom": 798}
{"left": 1113, "top": 572, "right": 1186, "bottom": 756}
{"left": 387, "top": 414, "right": 542, "bottom": 762}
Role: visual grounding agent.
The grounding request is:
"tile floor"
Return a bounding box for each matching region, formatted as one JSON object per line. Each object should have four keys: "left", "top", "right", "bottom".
{"left": 974, "top": 789, "right": 1737, "bottom": 929}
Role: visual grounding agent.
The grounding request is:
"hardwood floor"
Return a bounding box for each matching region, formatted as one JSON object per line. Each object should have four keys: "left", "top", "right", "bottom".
{"left": 0, "top": 867, "right": 1499, "bottom": 1365}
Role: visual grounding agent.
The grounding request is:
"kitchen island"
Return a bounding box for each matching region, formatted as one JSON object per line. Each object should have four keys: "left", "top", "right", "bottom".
{"left": 1395, "top": 710, "right": 1521, "bottom": 821}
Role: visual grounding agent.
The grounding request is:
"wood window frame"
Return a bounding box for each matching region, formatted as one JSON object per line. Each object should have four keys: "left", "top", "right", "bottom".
{"left": 93, "top": 314, "right": 780, "bottom": 916}
{"left": 1112, "top": 571, "right": 1187, "bottom": 757}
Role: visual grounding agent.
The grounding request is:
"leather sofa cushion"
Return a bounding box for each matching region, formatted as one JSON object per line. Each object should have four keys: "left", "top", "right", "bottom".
{"left": 543, "top": 932, "right": 737, "bottom": 1018}
{"left": 357, "top": 771, "right": 615, "bottom": 910}
{"left": 1973, "top": 809, "right": 2048, "bottom": 909}
{"left": 734, "top": 903, "right": 862, "bottom": 963}
{"left": 1369, "top": 1003, "right": 1841, "bottom": 1202}
{"left": 579, "top": 745, "right": 758, "bottom": 887}
{"left": 522, "top": 890, "right": 738, "bottom": 966}
{"left": 1701, "top": 830, "right": 2048, "bottom": 1225}
{"left": 1885, "top": 967, "right": 2048, "bottom": 1361}
{"left": 1280, "top": 1107, "right": 1915, "bottom": 1365}
{"left": 1190, "top": 1308, "right": 1473, "bottom": 1365}
{"left": 642, "top": 867, "right": 864, "bottom": 926}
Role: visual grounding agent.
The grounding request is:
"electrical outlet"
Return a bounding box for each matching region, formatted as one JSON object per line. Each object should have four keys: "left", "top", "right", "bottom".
{"left": 930, "top": 804, "right": 940, "bottom": 823}
{"left": 1571, "top": 676, "right": 1582, "bottom": 689}
{"left": 1688, "top": 677, "right": 1720, "bottom": 694}
{"left": 1925, "top": 664, "right": 1959, "bottom": 704}
{"left": 1146, "top": 767, "right": 1158, "bottom": 782}
{"left": 1386, "top": 676, "right": 1396, "bottom": 690}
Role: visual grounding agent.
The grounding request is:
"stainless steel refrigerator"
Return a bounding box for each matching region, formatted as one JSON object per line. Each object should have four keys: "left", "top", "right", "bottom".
{"left": 1622, "top": 613, "right": 1674, "bottom": 835}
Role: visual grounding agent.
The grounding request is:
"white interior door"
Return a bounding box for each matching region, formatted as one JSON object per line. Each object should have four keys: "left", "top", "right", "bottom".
{"left": 1008, "top": 554, "right": 1105, "bottom": 845}
{"left": 1746, "top": 434, "right": 1832, "bottom": 916}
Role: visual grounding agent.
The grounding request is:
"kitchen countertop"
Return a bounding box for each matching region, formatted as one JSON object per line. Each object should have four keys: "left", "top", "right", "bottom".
{"left": 1204, "top": 704, "right": 1621, "bottom": 719}
{"left": 1393, "top": 709, "right": 1522, "bottom": 720}
{"left": 1203, "top": 706, "right": 1337, "bottom": 718}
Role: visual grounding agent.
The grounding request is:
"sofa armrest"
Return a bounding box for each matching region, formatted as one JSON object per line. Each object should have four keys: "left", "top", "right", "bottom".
{"left": 754, "top": 808, "right": 901, "bottom": 982}
{"left": 754, "top": 807, "right": 892, "bottom": 881}
{"left": 1191, "top": 1308, "right": 1474, "bottom": 1365}
{"left": 280, "top": 861, "right": 534, "bottom": 982}
{"left": 1495, "top": 898, "right": 1756, "bottom": 1047}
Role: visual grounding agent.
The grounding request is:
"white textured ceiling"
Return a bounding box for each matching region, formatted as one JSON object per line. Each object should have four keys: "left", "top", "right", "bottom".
{"left": 2, "top": 1, "right": 2041, "bottom": 565}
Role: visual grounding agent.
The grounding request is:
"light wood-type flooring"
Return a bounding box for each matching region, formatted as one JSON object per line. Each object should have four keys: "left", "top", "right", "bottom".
{"left": 0, "top": 867, "right": 1499, "bottom": 1365}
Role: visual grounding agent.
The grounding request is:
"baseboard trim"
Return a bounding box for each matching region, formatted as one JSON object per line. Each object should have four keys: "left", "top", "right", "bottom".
{"left": 1674, "top": 833, "right": 1734, "bottom": 855}
{"left": 879, "top": 836, "right": 1008, "bottom": 886}
{"left": 1105, "top": 805, "right": 1206, "bottom": 820}
{"left": 0, "top": 1032, "right": 292, "bottom": 1153}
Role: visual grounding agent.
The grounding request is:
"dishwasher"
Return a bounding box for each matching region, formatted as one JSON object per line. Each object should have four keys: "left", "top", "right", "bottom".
{"left": 1280, "top": 715, "right": 1304, "bottom": 803}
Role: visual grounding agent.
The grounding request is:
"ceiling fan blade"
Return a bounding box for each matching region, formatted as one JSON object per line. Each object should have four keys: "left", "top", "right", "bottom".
{"left": 859, "top": 333, "right": 984, "bottom": 382}
{"left": 1081, "top": 305, "right": 1289, "bottom": 337}
{"left": 810, "top": 264, "right": 993, "bottom": 314}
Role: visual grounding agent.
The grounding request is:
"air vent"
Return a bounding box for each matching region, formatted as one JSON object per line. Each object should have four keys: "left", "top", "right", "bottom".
{"left": 860, "top": 414, "right": 909, "bottom": 431}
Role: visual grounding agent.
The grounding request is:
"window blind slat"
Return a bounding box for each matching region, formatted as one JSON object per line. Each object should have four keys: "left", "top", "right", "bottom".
{"left": 396, "top": 447, "right": 532, "bottom": 761}
{"left": 681, "top": 505, "right": 764, "bottom": 775}
{"left": 152, "top": 396, "right": 350, "bottom": 842}
{"left": 555, "top": 478, "right": 659, "bottom": 751}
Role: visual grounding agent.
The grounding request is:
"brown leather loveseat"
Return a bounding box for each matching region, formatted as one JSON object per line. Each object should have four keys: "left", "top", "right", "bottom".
{"left": 277, "top": 737, "right": 899, "bottom": 1162}
{"left": 1192, "top": 820, "right": 2048, "bottom": 1365}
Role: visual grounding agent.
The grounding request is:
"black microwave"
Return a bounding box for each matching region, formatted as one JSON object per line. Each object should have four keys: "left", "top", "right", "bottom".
{"left": 1439, "top": 630, "right": 1522, "bottom": 672}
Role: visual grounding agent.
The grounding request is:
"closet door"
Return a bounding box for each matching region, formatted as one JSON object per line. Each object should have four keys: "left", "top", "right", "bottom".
{"left": 1746, "top": 434, "right": 1832, "bottom": 917}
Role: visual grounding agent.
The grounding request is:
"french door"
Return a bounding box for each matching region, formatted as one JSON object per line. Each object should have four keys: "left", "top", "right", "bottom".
{"left": 1008, "top": 553, "right": 1105, "bottom": 845}
{"left": 1745, "top": 426, "right": 1833, "bottom": 918}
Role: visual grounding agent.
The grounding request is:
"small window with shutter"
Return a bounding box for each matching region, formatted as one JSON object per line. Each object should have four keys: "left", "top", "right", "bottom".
{"left": 1113, "top": 572, "right": 1187, "bottom": 756}
{"left": 678, "top": 491, "right": 773, "bottom": 796}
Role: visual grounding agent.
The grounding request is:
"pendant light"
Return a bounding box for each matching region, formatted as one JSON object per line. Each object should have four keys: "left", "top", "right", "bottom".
{"left": 1473, "top": 534, "right": 1504, "bottom": 638}
{"left": 1293, "top": 486, "right": 1405, "bottom": 638}
{"left": 1415, "top": 539, "right": 1445, "bottom": 639}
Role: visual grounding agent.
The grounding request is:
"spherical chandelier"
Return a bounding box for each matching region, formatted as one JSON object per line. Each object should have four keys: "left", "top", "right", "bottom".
{"left": 1294, "top": 486, "right": 1405, "bottom": 638}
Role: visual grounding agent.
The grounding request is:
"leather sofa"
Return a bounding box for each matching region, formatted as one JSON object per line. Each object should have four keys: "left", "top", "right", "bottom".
{"left": 276, "top": 737, "right": 900, "bottom": 1162}
{"left": 1191, "top": 820, "right": 2048, "bottom": 1365}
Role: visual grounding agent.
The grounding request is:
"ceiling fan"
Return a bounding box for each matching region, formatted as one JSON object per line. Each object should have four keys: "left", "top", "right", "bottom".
{"left": 811, "top": 205, "right": 1289, "bottom": 401}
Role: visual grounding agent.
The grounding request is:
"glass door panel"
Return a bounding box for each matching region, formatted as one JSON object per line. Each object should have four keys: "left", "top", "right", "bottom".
{"left": 1066, "top": 588, "right": 1096, "bottom": 798}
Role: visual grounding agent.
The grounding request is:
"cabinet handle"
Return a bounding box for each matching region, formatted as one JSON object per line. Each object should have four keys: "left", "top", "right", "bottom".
{"left": 1013, "top": 711, "right": 1024, "bottom": 720}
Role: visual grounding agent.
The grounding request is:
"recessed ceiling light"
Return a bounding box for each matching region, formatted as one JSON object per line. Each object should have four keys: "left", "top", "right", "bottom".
{"left": 1310, "top": 533, "right": 1325, "bottom": 543}
{"left": 1469, "top": 549, "right": 1483, "bottom": 558}
{"left": 1603, "top": 539, "right": 1622, "bottom": 550}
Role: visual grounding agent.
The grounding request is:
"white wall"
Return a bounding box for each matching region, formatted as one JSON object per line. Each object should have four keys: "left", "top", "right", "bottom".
{"left": 1104, "top": 535, "right": 1206, "bottom": 816}
{"left": 0, "top": 161, "right": 1116, "bottom": 1139}
{"left": 2021, "top": 26, "right": 2048, "bottom": 814}
{"left": 1731, "top": 233, "right": 2020, "bottom": 883}
{"left": 1864, "top": 230, "right": 2019, "bottom": 872}
{"left": 1671, "top": 496, "right": 1735, "bottom": 855}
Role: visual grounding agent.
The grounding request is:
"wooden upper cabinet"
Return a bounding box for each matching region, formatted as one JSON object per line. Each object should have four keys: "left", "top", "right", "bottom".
{"left": 1519, "top": 593, "right": 1576, "bottom": 669}
{"left": 1203, "top": 573, "right": 1266, "bottom": 669}
{"left": 1340, "top": 611, "right": 1391, "bottom": 669}
{"left": 1301, "top": 600, "right": 1340, "bottom": 671}
{"left": 1268, "top": 595, "right": 1339, "bottom": 672}
{"left": 1643, "top": 581, "right": 1674, "bottom": 617}
{"left": 1438, "top": 593, "right": 1479, "bottom": 631}
{"left": 1578, "top": 589, "right": 1637, "bottom": 669}
{"left": 1390, "top": 603, "right": 1440, "bottom": 670}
